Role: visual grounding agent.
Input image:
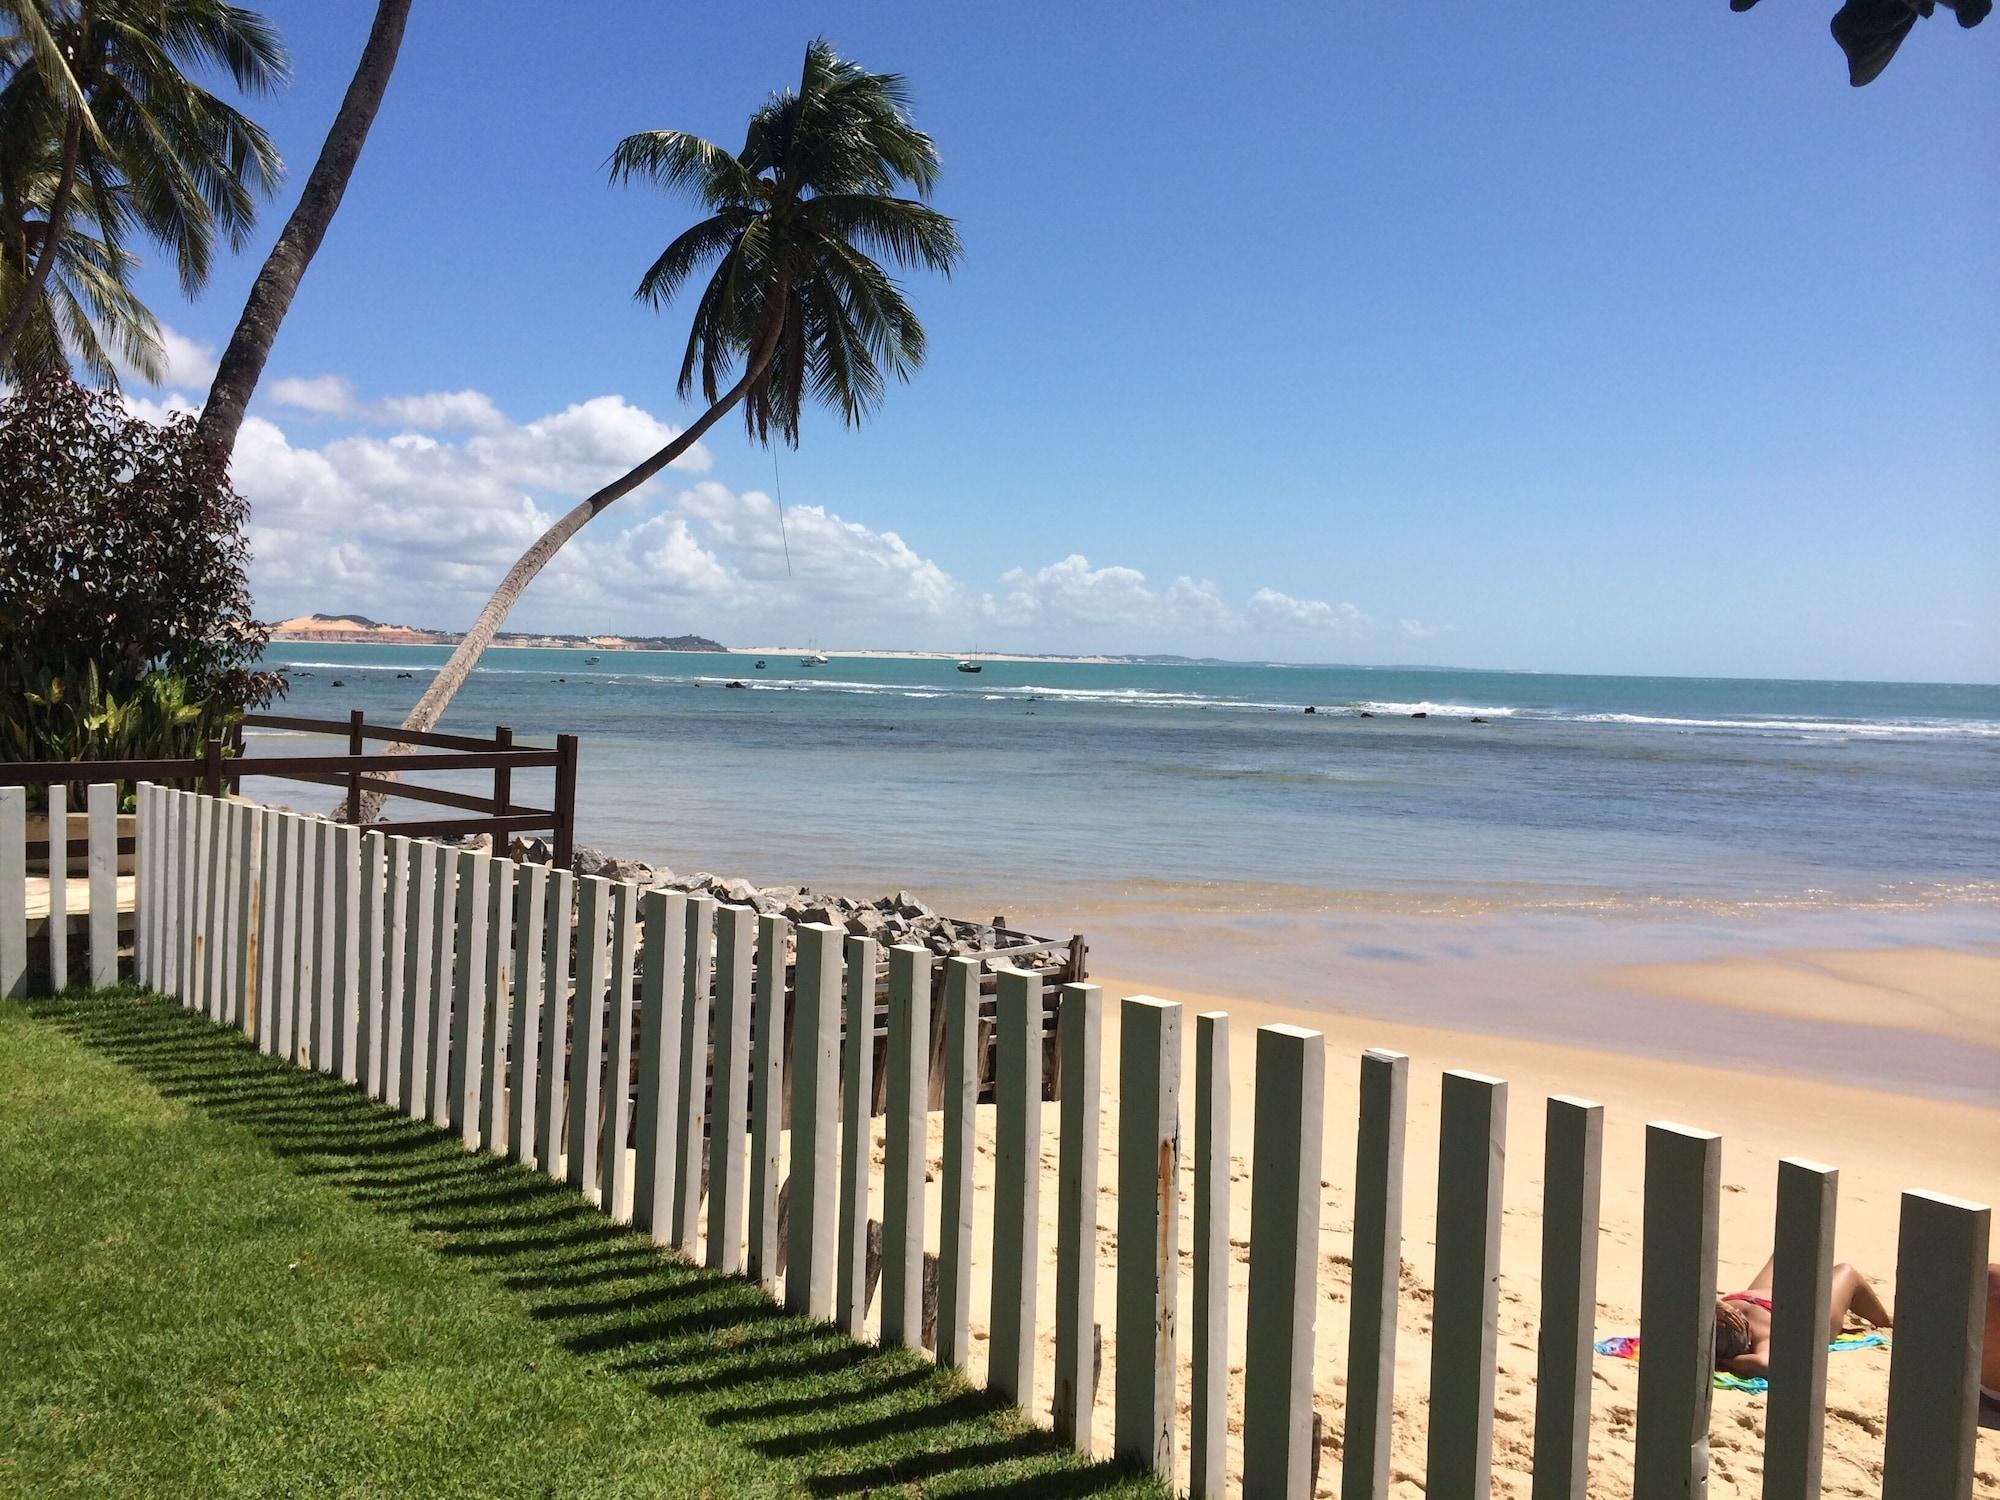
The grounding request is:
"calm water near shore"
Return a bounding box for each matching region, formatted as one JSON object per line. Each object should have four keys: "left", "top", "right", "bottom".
{"left": 262, "top": 644, "right": 2000, "bottom": 915}
{"left": 258, "top": 645, "right": 2000, "bottom": 1096}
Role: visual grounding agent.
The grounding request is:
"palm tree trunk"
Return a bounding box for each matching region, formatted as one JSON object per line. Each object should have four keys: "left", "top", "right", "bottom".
{"left": 350, "top": 321, "right": 785, "bottom": 823}
{"left": 197, "top": 0, "right": 411, "bottom": 457}
{"left": 0, "top": 106, "right": 83, "bottom": 371}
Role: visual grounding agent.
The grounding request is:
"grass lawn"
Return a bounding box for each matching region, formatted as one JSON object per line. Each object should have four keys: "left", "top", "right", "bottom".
{"left": 0, "top": 990, "right": 1166, "bottom": 1499}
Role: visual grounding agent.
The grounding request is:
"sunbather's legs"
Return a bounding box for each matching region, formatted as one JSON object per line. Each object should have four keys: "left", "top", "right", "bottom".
{"left": 1827, "top": 1262, "right": 1892, "bottom": 1338}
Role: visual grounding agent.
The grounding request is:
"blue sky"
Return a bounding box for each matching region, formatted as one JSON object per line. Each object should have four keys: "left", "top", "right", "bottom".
{"left": 125, "top": 3, "right": 1996, "bottom": 680}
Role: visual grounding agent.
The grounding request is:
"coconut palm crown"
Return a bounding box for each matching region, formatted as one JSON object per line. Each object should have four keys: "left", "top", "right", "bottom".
{"left": 608, "top": 36, "right": 961, "bottom": 447}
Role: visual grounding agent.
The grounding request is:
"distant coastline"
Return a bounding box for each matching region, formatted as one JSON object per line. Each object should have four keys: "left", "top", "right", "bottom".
{"left": 267, "top": 613, "right": 724, "bottom": 653}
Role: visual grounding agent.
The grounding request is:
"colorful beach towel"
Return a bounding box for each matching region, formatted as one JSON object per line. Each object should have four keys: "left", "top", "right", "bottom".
{"left": 1593, "top": 1331, "right": 1888, "bottom": 1393}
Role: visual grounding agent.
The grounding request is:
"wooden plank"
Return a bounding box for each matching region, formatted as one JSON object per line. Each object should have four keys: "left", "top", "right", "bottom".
{"left": 212, "top": 801, "right": 237, "bottom": 1023}
{"left": 567, "top": 874, "right": 611, "bottom": 1202}
{"left": 333, "top": 825, "right": 362, "bottom": 1083}
{"left": 1242, "top": 1023, "right": 1325, "bottom": 1500}
{"left": 258, "top": 811, "right": 288, "bottom": 1054}
{"left": 1115, "top": 994, "right": 1179, "bottom": 1475}
{"left": 399, "top": 838, "right": 439, "bottom": 1120}
{"left": 989, "top": 965, "right": 1043, "bottom": 1408}
{"left": 785, "top": 922, "right": 841, "bottom": 1321}
{"left": 162, "top": 791, "right": 180, "bottom": 999}
{"left": 356, "top": 831, "right": 385, "bottom": 1093}
{"left": 1053, "top": 981, "right": 1102, "bottom": 1451}
{"left": 706, "top": 904, "right": 754, "bottom": 1269}
{"left": 837, "top": 933, "right": 879, "bottom": 1338}
{"left": 632, "top": 889, "right": 686, "bottom": 1242}
{"left": 204, "top": 798, "right": 229, "bottom": 1020}
{"left": 1880, "top": 1190, "right": 1989, "bottom": 1500}
{"left": 450, "top": 850, "right": 490, "bottom": 1148}
{"left": 235, "top": 804, "right": 264, "bottom": 1038}
{"left": 1760, "top": 1157, "right": 1835, "bottom": 1500}
{"left": 602, "top": 881, "right": 640, "bottom": 1217}
{"left": 274, "top": 816, "right": 302, "bottom": 1059}
{"left": 425, "top": 845, "right": 459, "bottom": 1125}
{"left": 1532, "top": 1095, "right": 1604, "bottom": 1500}
{"left": 508, "top": 862, "right": 547, "bottom": 1163}
{"left": 1632, "top": 1122, "right": 1721, "bottom": 1500}
{"left": 293, "top": 818, "right": 320, "bottom": 1068}
{"left": 379, "top": 836, "right": 411, "bottom": 1101}
{"left": 881, "top": 944, "right": 934, "bottom": 1351}
{"left": 130, "top": 785, "right": 147, "bottom": 989}
{"left": 1344, "top": 1047, "right": 1409, "bottom": 1500}
{"left": 189, "top": 790, "right": 212, "bottom": 1015}
{"left": 536, "top": 869, "right": 574, "bottom": 1178}
{"left": 181, "top": 792, "right": 200, "bottom": 1006}
{"left": 1191, "top": 1010, "right": 1230, "bottom": 1500}
{"left": 313, "top": 821, "right": 337, "bottom": 1066}
{"left": 0, "top": 787, "right": 24, "bottom": 998}
{"left": 673, "top": 894, "right": 716, "bottom": 1254}
{"left": 44, "top": 785, "right": 67, "bottom": 993}
{"left": 1427, "top": 1070, "right": 1508, "bottom": 1497}
{"left": 481, "top": 858, "right": 515, "bottom": 1154}
{"left": 936, "top": 955, "right": 980, "bottom": 1369}
{"left": 747, "top": 911, "right": 789, "bottom": 1292}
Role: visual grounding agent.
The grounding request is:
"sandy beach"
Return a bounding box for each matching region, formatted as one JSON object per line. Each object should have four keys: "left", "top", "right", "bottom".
{"left": 807, "top": 943, "right": 2000, "bottom": 1498}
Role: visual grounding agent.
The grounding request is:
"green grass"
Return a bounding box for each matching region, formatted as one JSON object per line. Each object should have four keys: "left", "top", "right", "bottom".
{"left": 0, "top": 991, "right": 1165, "bottom": 1499}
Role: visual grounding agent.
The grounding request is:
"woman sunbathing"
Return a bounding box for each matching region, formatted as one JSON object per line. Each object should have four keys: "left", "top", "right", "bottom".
{"left": 1713, "top": 1253, "right": 1893, "bottom": 1377}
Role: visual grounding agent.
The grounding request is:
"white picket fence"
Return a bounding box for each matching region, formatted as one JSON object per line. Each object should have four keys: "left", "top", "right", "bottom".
{"left": 2, "top": 782, "right": 1991, "bottom": 1500}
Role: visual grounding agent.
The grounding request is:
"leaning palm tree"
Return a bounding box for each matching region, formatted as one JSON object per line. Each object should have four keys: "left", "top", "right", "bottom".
{"left": 198, "top": 0, "right": 409, "bottom": 456}
{"left": 392, "top": 38, "right": 961, "bottom": 743}
{"left": 0, "top": 0, "right": 286, "bottom": 378}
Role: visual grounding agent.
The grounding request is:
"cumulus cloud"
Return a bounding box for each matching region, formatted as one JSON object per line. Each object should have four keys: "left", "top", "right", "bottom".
{"left": 982, "top": 554, "right": 1240, "bottom": 633}
{"left": 1399, "top": 617, "right": 1445, "bottom": 640}
{"left": 1247, "top": 587, "right": 1366, "bottom": 632}
{"left": 269, "top": 372, "right": 511, "bottom": 434}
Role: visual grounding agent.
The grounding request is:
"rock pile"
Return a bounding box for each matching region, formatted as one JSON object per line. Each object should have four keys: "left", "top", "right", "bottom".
{"left": 506, "top": 840, "right": 1060, "bottom": 967}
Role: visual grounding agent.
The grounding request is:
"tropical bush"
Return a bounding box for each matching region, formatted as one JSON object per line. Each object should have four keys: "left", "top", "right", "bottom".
{"left": 0, "top": 372, "right": 279, "bottom": 803}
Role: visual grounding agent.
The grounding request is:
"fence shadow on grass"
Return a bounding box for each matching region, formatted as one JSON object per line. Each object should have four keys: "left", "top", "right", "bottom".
{"left": 41, "top": 992, "right": 1161, "bottom": 1500}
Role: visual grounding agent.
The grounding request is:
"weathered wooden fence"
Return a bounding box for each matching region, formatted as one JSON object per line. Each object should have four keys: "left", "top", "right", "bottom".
{"left": 3, "top": 783, "right": 1992, "bottom": 1500}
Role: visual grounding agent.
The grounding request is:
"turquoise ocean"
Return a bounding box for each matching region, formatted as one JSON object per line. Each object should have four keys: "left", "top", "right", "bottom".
{"left": 260, "top": 645, "right": 1999, "bottom": 919}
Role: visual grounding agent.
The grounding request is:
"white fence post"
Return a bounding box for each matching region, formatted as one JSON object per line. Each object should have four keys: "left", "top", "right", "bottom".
{"left": 1633, "top": 1122, "right": 1721, "bottom": 1500}
{"left": 46, "top": 784, "right": 67, "bottom": 992}
{"left": 1344, "top": 1046, "right": 1409, "bottom": 1500}
{"left": 1427, "top": 1070, "right": 1508, "bottom": 1497}
{"left": 882, "top": 943, "right": 934, "bottom": 1351}
{"left": 1115, "top": 994, "right": 1180, "bottom": 1475}
{"left": 936, "top": 955, "right": 979, "bottom": 1369}
{"left": 425, "top": 846, "right": 458, "bottom": 1125}
{"left": 276, "top": 816, "right": 304, "bottom": 1056}
{"left": 603, "top": 881, "right": 640, "bottom": 1216}
{"left": 837, "top": 933, "right": 878, "bottom": 1338}
{"left": 131, "top": 784, "right": 147, "bottom": 989}
{"left": 536, "top": 869, "right": 574, "bottom": 1177}
{"left": 747, "top": 911, "right": 789, "bottom": 1293}
{"left": 1880, "top": 1190, "right": 1990, "bottom": 1500}
{"left": 399, "top": 837, "right": 438, "bottom": 1119}
{"left": 311, "top": 820, "right": 336, "bottom": 1060}
{"left": 567, "top": 874, "right": 611, "bottom": 1201}
{"left": 191, "top": 792, "right": 214, "bottom": 1014}
{"left": 631, "top": 888, "right": 685, "bottom": 1241}
{"left": 989, "top": 965, "right": 1043, "bottom": 1409}
{"left": 674, "top": 894, "right": 716, "bottom": 1254}
{"left": 1532, "top": 1095, "right": 1604, "bottom": 1500}
{"left": 706, "top": 903, "right": 754, "bottom": 1269}
{"left": 1242, "top": 1023, "right": 1325, "bottom": 1500}
{"left": 207, "top": 798, "right": 231, "bottom": 1017}
{"left": 235, "top": 804, "right": 264, "bottom": 1036}
{"left": 332, "top": 825, "right": 361, "bottom": 1082}
{"left": 508, "top": 862, "right": 546, "bottom": 1163}
{"left": 258, "top": 812, "right": 287, "bottom": 1053}
{"left": 1192, "top": 1010, "right": 1230, "bottom": 1500}
{"left": 480, "top": 858, "right": 513, "bottom": 1154}
{"left": 1053, "top": 981, "right": 1102, "bottom": 1450}
{"left": 357, "top": 831, "right": 385, "bottom": 1094}
{"left": 450, "top": 850, "right": 490, "bottom": 1148}
{"left": 1759, "top": 1157, "right": 1836, "bottom": 1500}
{"left": 379, "top": 836, "right": 411, "bottom": 1100}
{"left": 786, "top": 922, "right": 842, "bottom": 1321}
{"left": 294, "top": 818, "right": 320, "bottom": 1066}
{"left": 0, "top": 787, "right": 24, "bottom": 998}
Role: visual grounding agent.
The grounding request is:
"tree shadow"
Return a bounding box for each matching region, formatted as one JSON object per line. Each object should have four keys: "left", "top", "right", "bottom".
{"left": 37, "top": 995, "right": 1161, "bottom": 1499}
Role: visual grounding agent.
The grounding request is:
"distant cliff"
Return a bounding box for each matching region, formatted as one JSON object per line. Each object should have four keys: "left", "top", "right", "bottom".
{"left": 269, "top": 613, "right": 724, "bottom": 652}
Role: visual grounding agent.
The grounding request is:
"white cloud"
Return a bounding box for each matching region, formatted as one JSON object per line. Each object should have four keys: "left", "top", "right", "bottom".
{"left": 269, "top": 373, "right": 355, "bottom": 415}
{"left": 1399, "top": 617, "right": 1445, "bottom": 640}
{"left": 113, "top": 322, "right": 218, "bottom": 392}
{"left": 1247, "top": 587, "right": 1366, "bottom": 632}
{"left": 269, "top": 374, "right": 514, "bottom": 436}
{"left": 982, "top": 554, "right": 1240, "bottom": 633}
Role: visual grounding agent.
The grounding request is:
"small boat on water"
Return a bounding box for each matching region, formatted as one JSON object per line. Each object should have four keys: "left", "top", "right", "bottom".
{"left": 956, "top": 660, "right": 982, "bottom": 674}
{"left": 801, "top": 652, "right": 829, "bottom": 666}
{"left": 585, "top": 655, "right": 601, "bottom": 664}
{"left": 754, "top": 659, "right": 766, "bottom": 669}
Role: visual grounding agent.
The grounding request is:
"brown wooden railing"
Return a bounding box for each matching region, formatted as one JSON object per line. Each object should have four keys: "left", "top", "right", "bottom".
{"left": 2, "top": 710, "right": 577, "bottom": 868}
